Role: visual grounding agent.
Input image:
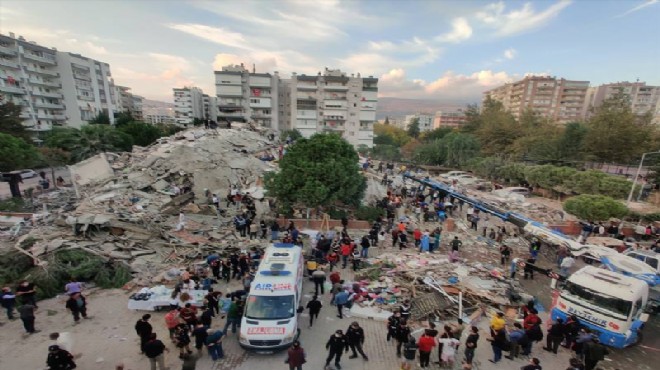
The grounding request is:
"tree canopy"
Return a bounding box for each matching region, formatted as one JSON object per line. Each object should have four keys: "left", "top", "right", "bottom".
{"left": 265, "top": 133, "right": 366, "bottom": 210}
{"left": 563, "top": 195, "right": 628, "bottom": 221}
{"left": 45, "top": 125, "right": 133, "bottom": 161}
{"left": 406, "top": 117, "right": 420, "bottom": 138}
{"left": 0, "top": 133, "right": 39, "bottom": 172}
{"left": 0, "top": 101, "right": 31, "bottom": 142}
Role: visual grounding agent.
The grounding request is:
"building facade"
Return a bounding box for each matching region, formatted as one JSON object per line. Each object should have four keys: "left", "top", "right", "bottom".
{"left": 483, "top": 75, "right": 590, "bottom": 124}
{"left": 585, "top": 82, "right": 660, "bottom": 123}
{"left": 404, "top": 113, "right": 434, "bottom": 132}
{"left": 0, "top": 33, "right": 66, "bottom": 132}
{"left": 214, "top": 64, "right": 279, "bottom": 129}
{"left": 433, "top": 107, "right": 467, "bottom": 128}
{"left": 203, "top": 93, "right": 218, "bottom": 122}
{"left": 278, "top": 68, "right": 378, "bottom": 148}
{"left": 173, "top": 86, "right": 204, "bottom": 126}
{"left": 114, "top": 85, "right": 143, "bottom": 121}
{"left": 56, "top": 52, "right": 117, "bottom": 128}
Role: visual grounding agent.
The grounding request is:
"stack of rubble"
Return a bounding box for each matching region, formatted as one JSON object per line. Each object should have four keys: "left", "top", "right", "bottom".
{"left": 3, "top": 126, "right": 281, "bottom": 286}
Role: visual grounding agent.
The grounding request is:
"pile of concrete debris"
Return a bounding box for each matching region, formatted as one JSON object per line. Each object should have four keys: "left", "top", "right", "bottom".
{"left": 3, "top": 126, "right": 281, "bottom": 287}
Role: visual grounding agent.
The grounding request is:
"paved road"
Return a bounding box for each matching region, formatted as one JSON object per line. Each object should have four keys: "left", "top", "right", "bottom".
{"left": 0, "top": 167, "right": 70, "bottom": 199}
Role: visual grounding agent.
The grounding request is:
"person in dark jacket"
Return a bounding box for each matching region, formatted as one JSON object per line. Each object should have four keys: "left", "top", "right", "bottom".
{"left": 563, "top": 315, "right": 580, "bottom": 349}
{"left": 191, "top": 323, "right": 208, "bottom": 353}
{"left": 18, "top": 302, "right": 37, "bottom": 334}
{"left": 306, "top": 295, "right": 323, "bottom": 328}
{"left": 1, "top": 286, "right": 16, "bottom": 320}
{"left": 395, "top": 320, "right": 412, "bottom": 357}
{"left": 401, "top": 334, "right": 418, "bottom": 370}
{"left": 346, "top": 321, "right": 369, "bottom": 360}
{"left": 487, "top": 327, "right": 507, "bottom": 364}
{"left": 544, "top": 318, "right": 565, "bottom": 354}
{"left": 135, "top": 314, "right": 153, "bottom": 354}
{"left": 386, "top": 312, "right": 401, "bottom": 341}
{"left": 65, "top": 292, "right": 88, "bottom": 323}
{"left": 583, "top": 339, "right": 609, "bottom": 370}
{"left": 46, "top": 345, "right": 76, "bottom": 370}
{"left": 464, "top": 326, "right": 479, "bottom": 365}
{"left": 325, "top": 329, "right": 349, "bottom": 369}
{"left": 524, "top": 322, "right": 543, "bottom": 356}
{"left": 285, "top": 340, "right": 306, "bottom": 370}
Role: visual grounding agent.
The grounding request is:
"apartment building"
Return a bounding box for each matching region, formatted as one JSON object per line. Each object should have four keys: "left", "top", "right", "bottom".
{"left": 173, "top": 86, "right": 204, "bottom": 125}
{"left": 585, "top": 81, "right": 660, "bottom": 123}
{"left": 483, "top": 75, "right": 590, "bottom": 124}
{"left": 278, "top": 68, "right": 378, "bottom": 148}
{"left": 404, "top": 113, "right": 434, "bottom": 132}
{"left": 0, "top": 33, "right": 66, "bottom": 132}
{"left": 214, "top": 64, "right": 279, "bottom": 129}
{"left": 433, "top": 107, "right": 467, "bottom": 128}
{"left": 57, "top": 52, "right": 117, "bottom": 128}
{"left": 203, "top": 94, "right": 218, "bottom": 122}
{"left": 115, "top": 85, "right": 143, "bottom": 121}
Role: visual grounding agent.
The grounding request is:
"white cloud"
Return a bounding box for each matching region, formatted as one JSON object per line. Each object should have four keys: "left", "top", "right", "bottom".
{"left": 616, "top": 0, "right": 659, "bottom": 18}
{"left": 378, "top": 68, "right": 516, "bottom": 101}
{"left": 167, "top": 23, "right": 249, "bottom": 50}
{"left": 342, "top": 37, "right": 440, "bottom": 76}
{"left": 476, "top": 1, "right": 572, "bottom": 36}
{"left": 503, "top": 48, "right": 517, "bottom": 59}
{"left": 435, "top": 17, "right": 473, "bottom": 43}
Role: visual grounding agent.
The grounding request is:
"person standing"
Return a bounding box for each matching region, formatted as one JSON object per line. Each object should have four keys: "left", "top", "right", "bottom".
{"left": 450, "top": 237, "right": 462, "bottom": 253}
{"left": 500, "top": 244, "right": 511, "bottom": 266}
{"left": 506, "top": 323, "right": 527, "bottom": 359}
{"left": 395, "top": 321, "right": 412, "bottom": 358}
{"left": 524, "top": 255, "right": 537, "bottom": 280}
{"left": 438, "top": 334, "right": 460, "bottom": 368}
{"left": 544, "top": 318, "right": 565, "bottom": 354}
{"left": 306, "top": 295, "right": 323, "bottom": 328}
{"left": 206, "top": 329, "right": 225, "bottom": 361}
{"left": 191, "top": 323, "right": 208, "bottom": 353}
{"left": 386, "top": 312, "right": 401, "bottom": 342}
{"left": 144, "top": 333, "right": 169, "bottom": 370}
{"left": 286, "top": 341, "right": 306, "bottom": 370}
{"left": 583, "top": 339, "right": 609, "bottom": 370}
{"left": 64, "top": 278, "right": 83, "bottom": 296}
{"left": 334, "top": 288, "right": 349, "bottom": 319}
{"left": 1, "top": 286, "right": 16, "bottom": 320}
{"left": 464, "top": 326, "right": 479, "bottom": 365}
{"left": 346, "top": 321, "right": 369, "bottom": 360}
{"left": 46, "top": 345, "right": 76, "bottom": 370}
{"left": 223, "top": 299, "right": 241, "bottom": 334}
{"left": 417, "top": 330, "right": 436, "bottom": 368}
{"left": 135, "top": 314, "right": 153, "bottom": 354}
{"left": 325, "top": 329, "right": 349, "bottom": 370}
{"left": 164, "top": 307, "right": 180, "bottom": 340}
{"left": 174, "top": 323, "right": 193, "bottom": 358}
{"left": 16, "top": 280, "right": 38, "bottom": 308}
{"left": 401, "top": 335, "right": 418, "bottom": 370}
{"left": 560, "top": 255, "right": 576, "bottom": 277}
{"left": 487, "top": 327, "right": 507, "bottom": 364}
{"left": 399, "top": 300, "right": 411, "bottom": 322}
{"left": 312, "top": 267, "right": 327, "bottom": 296}
{"left": 18, "top": 302, "right": 38, "bottom": 334}
{"left": 65, "top": 292, "right": 88, "bottom": 323}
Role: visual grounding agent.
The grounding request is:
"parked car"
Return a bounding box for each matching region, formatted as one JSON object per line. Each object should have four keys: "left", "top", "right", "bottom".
{"left": 501, "top": 186, "right": 531, "bottom": 197}
{"left": 624, "top": 249, "right": 659, "bottom": 274}
{"left": 19, "top": 169, "right": 37, "bottom": 179}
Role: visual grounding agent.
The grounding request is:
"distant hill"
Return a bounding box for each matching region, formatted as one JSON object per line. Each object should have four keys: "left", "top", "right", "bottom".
{"left": 376, "top": 97, "right": 466, "bottom": 119}
{"left": 142, "top": 99, "right": 174, "bottom": 109}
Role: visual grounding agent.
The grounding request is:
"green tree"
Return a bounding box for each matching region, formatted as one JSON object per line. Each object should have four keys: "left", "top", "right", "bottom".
{"left": 155, "top": 123, "right": 184, "bottom": 137}
{"left": 460, "top": 103, "right": 482, "bottom": 133}
{"left": 407, "top": 117, "right": 420, "bottom": 138}
{"left": 282, "top": 129, "right": 303, "bottom": 142}
{"left": 373, "top": 123, "right": 410, "bottom": 147}
{"left": 0, "top": 101, "right": 31, "bottom": 142}
{"left": 45, "top": 125, "right": 133, "bottom": 161}
{"left": 0, "top": 133, "right": 39, "bottom": 172}
{"left": 118, "top": 122, "right": 162, "bottom": 147}
{"left": 556, "top": 122, "right": 588, "bottom": 161}
{"left": 38, "top": 147, "right": 71, "bottom": 185}
{"left": 474, "top": 98, "right": 521, "bottom": 156}
{"left": 421, "top": 127, "right": 453, "bottom": 142}
{"left": 371, "top": 144, "right": 400, "bottom": 161}
{"left": 384, "top": 116, "right": 390, "bottom": 125}
{"left": 114, "top": 111, "right": 135, "bottom": 126}
{"left": 444, "top": 132, "right": 480, "bottom": 167}
{"left": 265, "top": 133, "right": 366, "bottom": 210}
{"left": 88, "top": 112, "right": 111, "bottom": 125}
{"left": 563, "top": 195, "right": 628, "bottom": 221}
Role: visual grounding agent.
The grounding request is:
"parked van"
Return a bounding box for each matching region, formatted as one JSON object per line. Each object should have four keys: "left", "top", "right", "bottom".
{"left": 624, "top": 250, "right": 660, "bottom": 274}
{"left": 238, "top": 243, "right": 303, "bottom": 352}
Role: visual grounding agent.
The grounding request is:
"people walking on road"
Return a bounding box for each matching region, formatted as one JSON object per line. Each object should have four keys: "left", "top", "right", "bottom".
{"left": 46, "top": 345, "right": 76, "bottom": 370}
{"left": 417, "top": 329, "right": 436, "bottom": 368}
{"left": 464, "top": 326, "right": 479, "bottom": 365}
{"left": 165, "top": 306, "right": 180, "bottom": 340}
{"left": 18, "top": 302, "right": 38, "bottom": 334}
{"left": 312, "top": 267, "right": 327, "bottom": 296}
{"left": 325, "top": 329, "right": 349, "bottom": 370}
{"left": 395, "top": 320, "right": 412, "bottom": 357}
{"left": 386, "top": 311, "right": 401, "bottom": 341}
{"left": 487, "top": 327, "right": 507, "bottom": 364}
{"left": 206, "top": 329, "right": 225, "bottom": 361}
{"left": 506, "top": 323, "right": 527, "bottom": 359}
{"left": 438, "top": 333, "right": 460, "bottom": 368}
{"left": 306, "top": 295, "right": 323, "bottom": 328}
{"left": 144, "top": 333, "right": 169, "bottom": 370}
{"left": 174, "top": 323, "right": 193, "bottom": 358}
{"left": 544, "top": 318, "right": 565, "bottom": 354}
{"left": 135, "top": 314, "right": 153, "bottom": 354}
{"left": 346, "top": 321, "right": 369, "bottom": 360}
{"left": 223, "top": 299, "right": 241, "bottom": 334}
{"left": 286, "top": 340, "right": 306, "bottom": 370}
{"left": 401, "top": 334, "right": 418, "bottom": 370}
{"left": 335, "top": 288, "right": 349, "bottom": 319}
{"left": 65, "top": 292, "right": 88, "bottom": 323}
{"left": 191, "top": 323, "right": 208, "bottom": 353}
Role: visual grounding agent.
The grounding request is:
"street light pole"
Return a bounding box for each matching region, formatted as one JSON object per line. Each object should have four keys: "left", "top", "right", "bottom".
{"left": 627, "top": 151, "right": 660, "bottom": 206}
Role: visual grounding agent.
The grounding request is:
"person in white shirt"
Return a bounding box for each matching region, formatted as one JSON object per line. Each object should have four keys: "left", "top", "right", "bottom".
{"left": 438, "top": 336, "right": 460, "bottom": 367}
{"left": 560, "top": 255, "right": 576, "bottom": 277}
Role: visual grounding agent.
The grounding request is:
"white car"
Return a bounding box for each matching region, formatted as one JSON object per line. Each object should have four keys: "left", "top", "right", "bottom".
{"left": 439, "top": 171, "right": 469, "bottom": 180}
{"left": 501, "top": 187, "right": 531, "bottom": 197}
{"left": 19, "top": 169, "right": 38, "bottom": 179}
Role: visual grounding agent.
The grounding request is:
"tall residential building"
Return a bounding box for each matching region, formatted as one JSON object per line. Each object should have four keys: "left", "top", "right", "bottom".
{"left": 483, "top": 75, "right": 590, "bottom": 124}
{"left": 173, "top": 86, "right": 204, "bottom": 126}
{"left": 115, "top": 85, "right": 143, "bottom": 120}
{"left": 56, "top": 52, "right": 117, "bottom": 127}
{"left": 585, "top": 81, "right": 660, "bottom": 123}
{"left": 0, "top": 33, "right": 65, "bottom": 132}
{"left": 203, "top": 93, "right": 218, "bottom": 121}
{"left": 278, "top": 68, "right": 378, "bottom": 148}
{"left": 214, "top": 64, "right": 279, "bottom": 128}
{"left": 433, "top": 107, "right": 467, "bottom": 128}
{"left": 404, "top": 113, "right": 434, "bottom": 132}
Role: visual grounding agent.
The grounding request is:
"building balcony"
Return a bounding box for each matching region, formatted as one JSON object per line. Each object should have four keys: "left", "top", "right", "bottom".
{"left": 0, "top": 59, "right": 19, "bottom": 69}
{"left": 32, "top": 90, "right": 62, "bottom": 98}
{"left": 325, "top": 84, "right": 348, "bottom": 91}
{"left": 25, "top": 66, "right": 58, "bottom": 76}
{"left": 73, "top": 72, "right": 92, "bottom": 81}
{"left": 297, "top": 82, "right": 317, "bottom": 90}
{"left": 362, "top": 86, "right": 378, "bottom": 92}
{"left": 0, "top": 45, "right": 17, "bottom": 56}
{"left": 0, "top": 85, "right": 25, "bottom": 94}
{"left": 19, "top": 112, "right": 31, "bottom": 119}
{"left": 53, "top": 114, "right": 66, "bottom": 121}
{"left": 27, "top": 123, "right": 53, "bottom": 131}
{"left": 34, "top": 102, "right": 64, "bottom": 109}
{"left": 28, "top": 78, "right": 60, "bottom": 88}
{"left": 23, "top": 53, "right": 57, "bottom": 65}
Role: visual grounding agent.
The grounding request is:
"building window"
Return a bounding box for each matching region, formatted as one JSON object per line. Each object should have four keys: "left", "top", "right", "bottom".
{"left": 353, "top": 103, "right": 357, "bottom": 107}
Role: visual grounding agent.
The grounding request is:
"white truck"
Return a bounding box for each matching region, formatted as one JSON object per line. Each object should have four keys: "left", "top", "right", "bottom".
{"left": 238, "top": 243, "right": 304, "bottom": 352}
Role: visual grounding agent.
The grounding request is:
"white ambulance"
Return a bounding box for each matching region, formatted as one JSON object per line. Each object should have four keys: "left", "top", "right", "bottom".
{"left": 238, "top": 242, "right": 304, "bottom": 352}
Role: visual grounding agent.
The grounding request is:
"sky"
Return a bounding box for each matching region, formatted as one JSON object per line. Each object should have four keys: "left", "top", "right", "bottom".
{"left": 1, "top": 0, "right": 659, "bottom": 103}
